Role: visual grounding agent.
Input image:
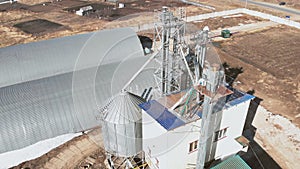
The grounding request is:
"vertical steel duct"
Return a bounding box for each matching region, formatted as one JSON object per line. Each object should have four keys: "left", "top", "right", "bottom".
{"left": 161, "top": 6, "right": 170, "bottom": 95}
{"left": 196, "top": 63, "right": 225, "bottom": 169}
{"left": 194, "top": 33, "right": 230, "bottom": 167}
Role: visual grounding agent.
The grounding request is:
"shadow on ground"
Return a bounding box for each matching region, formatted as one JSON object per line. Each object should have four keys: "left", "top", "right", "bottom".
{"left": 240, "top": 95, "right": 282, "bottom": 169}
{"left": 222, "top": 62, "right": 244, "bottom": 86}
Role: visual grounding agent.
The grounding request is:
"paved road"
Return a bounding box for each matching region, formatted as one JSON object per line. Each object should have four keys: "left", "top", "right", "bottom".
{"left": 241, "top": 0, "right": 300, "bottom": 15}
{"left": 180, "top": 0, "right": 216, "bottom": 10}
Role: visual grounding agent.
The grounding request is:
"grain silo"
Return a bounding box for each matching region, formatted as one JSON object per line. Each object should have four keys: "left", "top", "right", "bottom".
{"left": 99, "top": 91, "right": 145, "bottom": 159}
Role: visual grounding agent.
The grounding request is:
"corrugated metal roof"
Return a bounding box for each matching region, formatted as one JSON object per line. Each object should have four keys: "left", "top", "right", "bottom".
{"left": 210, "top": 155, "right": 251, "bottom": 169}
{"left": 0, "top": 28, "right": 143, "bottom": 88}
{"left": 0, "top": 28, "right": 148, "bottom": 153}
{"left": 100, "top": 92, "right": 146, "bottom": 124}
{"left": 139, "top": 100, "right": 185, "bottom": 130}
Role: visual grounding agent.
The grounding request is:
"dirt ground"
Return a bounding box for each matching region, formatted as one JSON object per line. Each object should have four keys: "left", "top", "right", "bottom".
{"left": 12, "top": 129, "right": 107, "bottom": 169}
{"left": 214, "top": 25, "right": 300, "bottom": 169}
{"left": 0, "top": 0, "right": 206, "bottom": 48}
{"left": 216, "top": 25, "right": 300, "bottom": 127}
{"left": 14, "top": 19, "right": 66, "bottom": 35}
{"left": 0, "top": 0, "right": 293, "bottom": 47}
{"left": 1, "top": 0, "right": 300, "bottom": 168}
{"left": 0, "top": 2, "right": 107, "bottom": 47}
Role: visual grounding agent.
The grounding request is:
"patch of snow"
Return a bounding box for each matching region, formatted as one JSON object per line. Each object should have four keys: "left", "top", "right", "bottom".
{"left": 257, "top": 106, "right": 300, "bottom": 139}
{"left": 193, "top": 20, "right": 204, "bottom": 23}
{"left": 223, "top": 14, "right": 244, "bottom": 18}
{"left": 253, "top": 106, "right": 300, "bottom": 168}
{"left": 0, "top": 133, "right": 81, "bottom": 169}
{"left": 268, "top": 113, "right": 300, "bottom": 141}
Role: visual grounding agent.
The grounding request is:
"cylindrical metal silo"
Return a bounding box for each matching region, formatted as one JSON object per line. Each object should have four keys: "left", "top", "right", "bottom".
{"left": 100, "top": 91, "right": 145, "bottom": 157}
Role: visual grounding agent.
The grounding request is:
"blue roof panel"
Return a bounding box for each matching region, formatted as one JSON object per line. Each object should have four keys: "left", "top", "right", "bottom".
{"left": 139, "top": 100, "right": 185, "bottom": 131}
{"left": 226, "top": 94, "right": 255, "bottom": 107}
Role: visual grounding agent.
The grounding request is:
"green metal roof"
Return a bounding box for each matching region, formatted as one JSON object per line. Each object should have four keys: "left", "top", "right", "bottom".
{"left": 211, "top": 155, "right": 251, "bottom": 169}
{"left": 221, "top": 29, "right": 231, "bottom": 33}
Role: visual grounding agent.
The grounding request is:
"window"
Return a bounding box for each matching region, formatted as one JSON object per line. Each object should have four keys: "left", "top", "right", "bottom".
{"left": 189, "top": 140, "right": 198, "bottom": 153}
{"left": 214, "top": 127, "right": 228, "bottom": 142}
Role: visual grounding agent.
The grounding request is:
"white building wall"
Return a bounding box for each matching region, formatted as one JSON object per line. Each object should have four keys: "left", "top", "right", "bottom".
{"left": 142, "top": 109, "right": 168, "bottom": 169}
{"left": 215, "top": 100, "right": 251, "bottom": 159}
{"left": 75, "top": 10, "right": 83, "bottom": 16}
{"left": 143, "top": 118, "right": 201, "bottom": 169}
{"left": 143, "top": 110, "right": 166, "bottom": 169}
{"left": 142, "top": 110, "right": 166, "bottom": 140}
{"left": 163, "top": 121, "right": 201, "bottom": 169}
{"left": 143, "top": 99, "right": 252, "bottom": 169}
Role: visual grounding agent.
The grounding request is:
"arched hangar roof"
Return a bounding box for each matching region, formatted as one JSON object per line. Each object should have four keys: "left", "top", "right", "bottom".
{"left": 0, "top": 28, "right": 148, "bottom": 153}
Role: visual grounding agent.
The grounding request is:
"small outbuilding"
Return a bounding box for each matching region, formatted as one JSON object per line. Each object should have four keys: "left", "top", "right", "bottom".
{"left": 221, "top": 29, "right": 231, "bottom": 38}
{"left": 76, "top": 6, "right": 93, "bottom": 16}
{"left": 0, "top": 0, "right": 16, "bottom": 4}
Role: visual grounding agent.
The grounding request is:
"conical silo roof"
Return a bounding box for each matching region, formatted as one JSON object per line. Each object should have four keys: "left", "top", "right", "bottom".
{"left": 100, "top": 92, "right": 146, "bottom": 124}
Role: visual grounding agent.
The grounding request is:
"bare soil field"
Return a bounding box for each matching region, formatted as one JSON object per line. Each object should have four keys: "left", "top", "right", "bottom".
{"left": 215, "top": 25, "right": 300, "bottom": 168}
{"left": 64, "top": 0, "right": 191, "bottom": 21}
{"left": 0, "top": 0, "right": 290, "bottom": 48}
{"left": 0, "top": 2, "right": 29, "bottom": 11}
{"left": 14, "top": 19, "right": 67, "bottom": 35}
{"left": 17, "top": 0, "right": 53, "bottom": 5}
{"left": 0, "top": 2, "right": 107, "bottom": 47}
{"left": 216, "top": 25, "right": 300, "bottom": 127}
{"left": 0, "top": 0, "right": 206, "bottom": 48}
{"left": 12, "top": 129, "right": 106, "bottom": 169}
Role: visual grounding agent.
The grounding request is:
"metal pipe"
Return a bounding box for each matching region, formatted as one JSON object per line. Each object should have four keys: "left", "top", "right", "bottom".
{"left": 196, "top": 67, "right": 222, "bottom": 169}
{"left": 161, "top": 7, "right": 170, "bottom": 95}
